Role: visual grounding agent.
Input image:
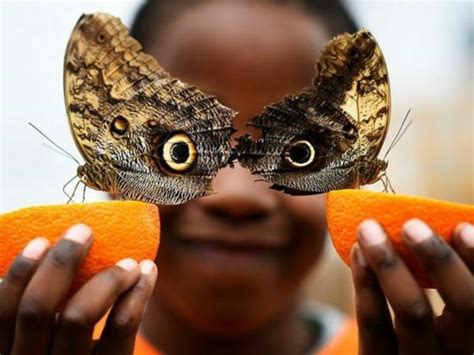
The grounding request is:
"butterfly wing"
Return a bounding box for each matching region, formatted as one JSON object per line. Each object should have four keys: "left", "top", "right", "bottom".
{"left": 64, "top": 13, "right": 235, "bottom": 204}
{"left": 315, "top": 30, "right": 391, "bottom": 161}
{"left": 237, "top": 29, "right": 390, "bottom": 194}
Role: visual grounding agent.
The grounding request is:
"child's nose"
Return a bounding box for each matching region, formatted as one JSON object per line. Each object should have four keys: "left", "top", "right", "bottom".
{"left": 198, "top": 164, "right": 279, "bottom": 222}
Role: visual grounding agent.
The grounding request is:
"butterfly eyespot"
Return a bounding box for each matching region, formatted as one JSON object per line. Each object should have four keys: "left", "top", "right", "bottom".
{"left": 111, "top": 116, "right": 129, "bottom": 137}
{"left": 285, "top": 140, "right": 315, "bottom": 168}
{"left": 96, "top": 32, "right": 107, "bottom": 43}
{"left": 161, "top": 133, "right": 197, "bottom": 172}
{"left": 147, "top": 119, "right": 158, "bottom": 128}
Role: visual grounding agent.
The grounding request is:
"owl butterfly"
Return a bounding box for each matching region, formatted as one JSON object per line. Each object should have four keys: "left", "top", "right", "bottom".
{"left": 237, "top": 30, "right": 391, "bottom": 194}
{"left": 64, "top": 13, "right": 235, "bottom": 204}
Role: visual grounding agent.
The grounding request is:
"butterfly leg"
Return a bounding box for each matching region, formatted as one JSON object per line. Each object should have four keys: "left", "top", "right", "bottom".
{"left": 62, "top": 175, "right": 77, "bottom": 202}
{"left": 81, "top": 183, "right": 87, "bottom": 203}
{"left": 67, "top": 179, "right": 82, "bottom": 204}
{"left": 380, "top": 174, "right": 389, "bottom": 193}
{"left": 385, "top": 174, "right": 396, "bottom": 194}
{"left": 379, "top": 172, "right": 396, "bottom": 194}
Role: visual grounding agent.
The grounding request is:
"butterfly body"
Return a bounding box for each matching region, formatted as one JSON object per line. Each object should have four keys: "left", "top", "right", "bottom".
{"left": 76, "top": 163, "right": 109, "bottom": 192}
{"left": 65, "top": 13, "right": 235, "bottom": 204}
{"left": 237, "top": 29, "right": 391, "bottom": 194}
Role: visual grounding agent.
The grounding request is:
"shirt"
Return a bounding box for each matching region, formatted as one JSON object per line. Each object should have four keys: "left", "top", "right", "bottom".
{"left": 94, "top": 302, "right": 358, "bottom": 354}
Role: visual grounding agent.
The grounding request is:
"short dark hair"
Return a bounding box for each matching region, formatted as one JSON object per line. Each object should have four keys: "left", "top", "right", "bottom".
{"left": 130, "top": 0, "right": 358, "bottom": 49}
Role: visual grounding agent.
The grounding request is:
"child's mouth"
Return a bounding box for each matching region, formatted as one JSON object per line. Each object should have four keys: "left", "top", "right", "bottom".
{"left": 164, "top": 202, "right": 296, "bottom": 269}
{"left": 179, "top": 237, "right": 291, "bottom": 268}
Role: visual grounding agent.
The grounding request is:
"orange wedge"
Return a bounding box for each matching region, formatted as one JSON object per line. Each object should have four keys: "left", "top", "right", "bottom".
{"left": 0, "top": 201, "right": 160, "bottom": 292}
{"left": 327, "top": 189, "right": 474, "bottom": 288}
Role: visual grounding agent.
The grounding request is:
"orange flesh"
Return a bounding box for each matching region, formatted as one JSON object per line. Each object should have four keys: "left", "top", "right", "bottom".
{"left": 0, "top": 201, "right": 160, "bottom": 292}
{"left": 327, "top": 189, "right": 474, "bottom": 288}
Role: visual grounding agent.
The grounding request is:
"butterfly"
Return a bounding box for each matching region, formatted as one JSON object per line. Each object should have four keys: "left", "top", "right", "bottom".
{"left": 236, "top": 29, "right": 391, "bottom": 195}
{"left": 64, "top": 13, "right": 236, "bottom": 204}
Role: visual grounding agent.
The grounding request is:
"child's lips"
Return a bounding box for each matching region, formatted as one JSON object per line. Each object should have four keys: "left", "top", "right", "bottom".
{"left": 180, "top": 239, "right": 287, "bottom": 268}
{"left": 173, "top": 223, "right": 293, "bottom": 272}
{"left": 176, "top": 234, "right": 292, "bottom": 269}
{"left": 177, "top": 226, "right": 292, "bottom": 250}
{"left": 169, "top": 205, "right": 294, "bottom": 264}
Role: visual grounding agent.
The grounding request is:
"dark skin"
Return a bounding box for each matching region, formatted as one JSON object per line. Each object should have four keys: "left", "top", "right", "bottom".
{"left": 0, "top": 224, "right": 158, "bottom": 355}
{"left": 1, "top": 2, "right": 473, "bottom": 355}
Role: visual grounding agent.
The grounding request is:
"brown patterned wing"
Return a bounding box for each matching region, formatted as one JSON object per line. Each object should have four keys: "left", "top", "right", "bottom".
{"left": 237, "top": 29, "right": 390, "bottom": 194}
{"left": 315, "top": 29, "right": 390, "bottom": 161}
{"left": 64, "top": 13, "right": 235, "bottom": 204}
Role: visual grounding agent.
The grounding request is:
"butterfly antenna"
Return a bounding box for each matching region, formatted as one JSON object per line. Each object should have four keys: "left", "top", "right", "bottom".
{"left": 41, "top": 143, "right": 76, "bottom": 161}
{"left": 389, "top": 119, "right": 412, "bottom": 154}
{"left": 383, "top": 109, "right": 412, "bottom": 160}
{"left": 29, "top": 122, "right": 81, "bottom": 165}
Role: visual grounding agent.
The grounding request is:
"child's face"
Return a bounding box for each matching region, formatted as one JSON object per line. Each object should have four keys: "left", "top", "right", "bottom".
{"left": 148, "top": 2, "right": 332, "bottom": 333}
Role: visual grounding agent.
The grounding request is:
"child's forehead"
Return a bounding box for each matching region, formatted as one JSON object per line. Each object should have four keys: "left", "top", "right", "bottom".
{"left": 142, "top": 2, "right": 332, "bottom": 126}
{"left": 148, "top": 2, "right": 329, "bottom": 88}
{"left": 167, "top": 1, "right": 324, "bottom": 31}
{"left": 149, "top": 1, "right": 330, "bottom": 60}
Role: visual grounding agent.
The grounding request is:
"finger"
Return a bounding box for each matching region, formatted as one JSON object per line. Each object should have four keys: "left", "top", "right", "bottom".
{"left": 350, "top": 244, "right": 398, "bottom": 355}
{"left": 51, "top": 258, "right": 141, "bottom": 355}
{"left": 0, "top": 238, "right": 50, "bottom": 354}
{"left": 11, "top": 224, "right": 93, "bottom": 355}
{"left": 403, "top": 219, "right": 474, "bottom": 354}
{"left": 451, "top": 223, "right": 474, "bottom": 272}
{"left": 358, "top": 220, "right": 440, "bottom": 355}
{"left": 403, "top": 219, "right": 474, "bottom": 318}
{"left": 404, "top": 220, "right": 474, "bottom": 354}
{"left": 95, "top": 260, "right": 157, "bottom": 355}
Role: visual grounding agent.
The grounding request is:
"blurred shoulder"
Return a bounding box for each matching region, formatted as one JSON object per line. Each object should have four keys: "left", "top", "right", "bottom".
{"left": 300, "top": 301, "right": 357, "bottom": 354}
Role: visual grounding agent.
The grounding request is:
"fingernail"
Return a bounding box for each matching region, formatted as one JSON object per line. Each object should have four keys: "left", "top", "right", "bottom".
{"left": 459, "top": 224, "right": 474, "bottom": 248}
{"left": 116, "top": 258, "right": 138, "bottom": 271}
{"left": 403, "top": 219, "right": 432, "bottom": 243}
{"left": 139, "top": 260, "right": 156, "bottom": 275}
{"left": 354, "top": 244, "right": 367, "bottom": 266}
{"left": 64, "top": 224, "right": 92, "bottom": 244}
{"left": 359, "top": 220, "right": 386, "bottom": 245}
{"left": 22, "top": 238, "right": 50, "bottom": 260}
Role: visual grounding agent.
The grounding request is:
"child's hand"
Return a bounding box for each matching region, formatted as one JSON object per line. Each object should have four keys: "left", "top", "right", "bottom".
{"left": 0, "top": 224, "right": 157, "bottom": 355}
{"left": 351, "top": 219, "right": 473, "bottom": 355}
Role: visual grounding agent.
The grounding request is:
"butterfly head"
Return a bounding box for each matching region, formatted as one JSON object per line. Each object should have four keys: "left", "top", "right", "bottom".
{"left": 77, "top": 164, "right": 109, "bottom": 191}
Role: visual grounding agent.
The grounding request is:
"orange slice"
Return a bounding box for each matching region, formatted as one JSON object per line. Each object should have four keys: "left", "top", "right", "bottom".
{"left": 327, "top": 189, "right": 474, "bottom": 288}
{"left": 0, "top": 201, "right": 160, "bottom": 292}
